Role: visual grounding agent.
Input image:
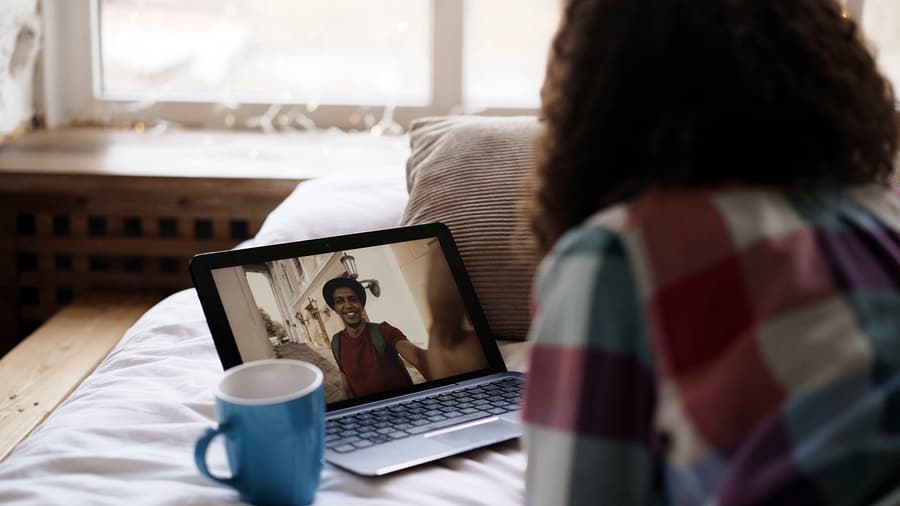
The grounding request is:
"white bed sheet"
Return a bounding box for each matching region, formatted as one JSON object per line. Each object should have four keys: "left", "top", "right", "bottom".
{"left": 0, "top": 172, "right": 529, "bottom": 505}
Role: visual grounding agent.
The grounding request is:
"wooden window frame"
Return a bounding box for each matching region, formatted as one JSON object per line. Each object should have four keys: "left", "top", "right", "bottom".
{"left": 41, "top": 0, "right": 538, "bottom": 130}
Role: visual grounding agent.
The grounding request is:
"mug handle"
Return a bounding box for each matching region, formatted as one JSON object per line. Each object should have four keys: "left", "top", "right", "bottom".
{"left": 194, "top": 426, "right": 238, "bottom": 487}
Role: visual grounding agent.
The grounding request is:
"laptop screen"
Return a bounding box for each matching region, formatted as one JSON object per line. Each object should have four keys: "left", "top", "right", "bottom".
{"left": 209, "top": 236, "right": 490, "bottom": 406}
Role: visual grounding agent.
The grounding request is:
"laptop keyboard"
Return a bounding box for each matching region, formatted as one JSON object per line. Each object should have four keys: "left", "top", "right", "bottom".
{"left": 326, "top": 376, "right": 522, "bottom": 454}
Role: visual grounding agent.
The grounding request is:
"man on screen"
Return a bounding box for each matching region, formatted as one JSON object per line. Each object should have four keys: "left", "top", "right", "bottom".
{"left": 323, "top": 277, "right": 426, "bottom": 398}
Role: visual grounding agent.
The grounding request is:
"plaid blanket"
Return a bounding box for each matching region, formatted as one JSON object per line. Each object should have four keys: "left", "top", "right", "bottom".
{"left": 523, "top": 184, "right": 900, "bottom": 505}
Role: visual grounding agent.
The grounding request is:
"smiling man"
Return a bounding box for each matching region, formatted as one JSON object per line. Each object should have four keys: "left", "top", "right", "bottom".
{"left": 322, "top": 277, "right": 426, "bottom": 398}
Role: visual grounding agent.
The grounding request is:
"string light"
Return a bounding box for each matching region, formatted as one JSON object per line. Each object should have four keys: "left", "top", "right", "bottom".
{"left": 245, "top": 104, "right": 281, "bottom": 133}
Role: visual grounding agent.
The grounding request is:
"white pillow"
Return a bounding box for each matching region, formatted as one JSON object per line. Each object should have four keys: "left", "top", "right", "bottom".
{"left": 249, "top": 173, "right": 409, "bottom": 247}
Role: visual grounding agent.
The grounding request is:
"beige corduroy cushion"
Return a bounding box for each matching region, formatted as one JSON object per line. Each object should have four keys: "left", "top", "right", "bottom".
{"left": 400, "top": 116, "right": 542, "bottom": 341}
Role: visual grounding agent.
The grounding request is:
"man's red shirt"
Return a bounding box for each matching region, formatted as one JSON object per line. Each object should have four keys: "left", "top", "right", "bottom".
{"left": 336, "top": 321, "right": 411, "bottom": 397}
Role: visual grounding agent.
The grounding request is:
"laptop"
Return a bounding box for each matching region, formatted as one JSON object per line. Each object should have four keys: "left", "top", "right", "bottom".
{"left": 190, "top": 223, "right": 523, "bottom": 476}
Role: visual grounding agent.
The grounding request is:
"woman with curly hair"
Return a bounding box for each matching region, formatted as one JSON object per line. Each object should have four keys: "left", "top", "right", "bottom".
{"left": 522, "top": 0, "right": 900, "bottom": 504}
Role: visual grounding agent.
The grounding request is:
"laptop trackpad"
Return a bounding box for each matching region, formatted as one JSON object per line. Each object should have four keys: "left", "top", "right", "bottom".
{"left": 426, "top": 416, "right": 520, "bottom": 447}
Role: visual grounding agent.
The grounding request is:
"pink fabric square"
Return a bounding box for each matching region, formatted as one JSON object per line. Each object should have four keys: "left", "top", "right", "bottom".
{"left": 739, "top": 229, "right": 838, "bottom": 322}
{"left": 650, "top": 255, "right": 757, "bottom": 377}
{"left": 633, "top": 190, "right": 738, "bottom": 292}
{"left": 676, "top": 330, "right": 786, "bottom": 449}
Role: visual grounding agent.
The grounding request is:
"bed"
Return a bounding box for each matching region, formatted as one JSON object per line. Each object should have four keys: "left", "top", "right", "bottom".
{"left": 0, "top": 116, "right": 541, "bottom": 505}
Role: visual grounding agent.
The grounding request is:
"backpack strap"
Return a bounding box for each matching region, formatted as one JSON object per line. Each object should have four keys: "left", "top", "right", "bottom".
{"left": 368, "top": 323, "right": 412, "bottom": 385}
{"left": 366, "top": 322, "right": 386, "bottom": 357}
{"left": 331, "top": 332, "right": 342, "bottom": 371}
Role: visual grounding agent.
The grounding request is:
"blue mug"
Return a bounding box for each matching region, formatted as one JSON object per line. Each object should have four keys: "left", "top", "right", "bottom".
{"left": 195, "top": 359, "right": 325, "bottom": 506}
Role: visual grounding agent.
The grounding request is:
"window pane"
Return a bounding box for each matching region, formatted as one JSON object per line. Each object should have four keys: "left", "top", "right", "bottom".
{"left": 463, "top": 1, "right": 560, "bottom": 107}
{"left": 99, "top": 0, "right": 431, "bottom": 105}
{"left": 861, "top": 0, "right": 900, "bottom": 94}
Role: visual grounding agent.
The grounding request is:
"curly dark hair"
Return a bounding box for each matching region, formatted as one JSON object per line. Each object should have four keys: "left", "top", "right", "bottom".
{"left": 531, "top": 0, "right": 898, "bottom": 252}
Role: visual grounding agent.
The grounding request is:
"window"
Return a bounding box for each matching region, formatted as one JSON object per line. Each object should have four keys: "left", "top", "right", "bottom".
{"left": 43, "top": 0, "right": 893, "bottom": 131}
{"left": 842, "top": 0, "right": 899, "bottom": 101}
{"left": 463, "top": 0, "right": 559, "bottom": 107}
{"left": 43, "top": 0, "right": 561, "bottom": 129}
{"left": 98, "top": 0, "right": 431, "bottom": 106}
{"left": 858, "top": 0, "right": 900, "bottom": 93}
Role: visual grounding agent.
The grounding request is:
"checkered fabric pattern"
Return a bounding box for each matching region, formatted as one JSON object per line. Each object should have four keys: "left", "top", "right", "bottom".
{"left": 523, "top": 185, "right": 900, "bottom": 506}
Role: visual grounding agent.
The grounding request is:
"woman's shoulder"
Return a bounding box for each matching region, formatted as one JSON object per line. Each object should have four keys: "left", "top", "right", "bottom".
{"left": 599, "top": 183, "right": 900, "bottom": 248}
{"left": 548, "top": 184, "right": 900, "bottom": 299}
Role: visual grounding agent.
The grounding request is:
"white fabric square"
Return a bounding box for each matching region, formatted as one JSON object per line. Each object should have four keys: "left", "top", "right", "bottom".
{"left": 713, "top": 190, "right": 808, "bottom": 250}
{"left": 654, "top": 381, "right": 713, "bottom": 467}
{"left": 847, "top": 185, "right": 900, "bottom": 232}
{"left": 755, "top": 296, "right": 873, "bottom": 394}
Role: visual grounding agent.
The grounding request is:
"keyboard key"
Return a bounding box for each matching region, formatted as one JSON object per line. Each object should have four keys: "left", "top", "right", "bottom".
{"left": 333, "top": 444, "right": 356, "bottom": 453}
{"left": 326, "top": 378, "right": 522, "bottom": 451}
{"left": 328, "top": 436, "right": 361, "bottom": 447}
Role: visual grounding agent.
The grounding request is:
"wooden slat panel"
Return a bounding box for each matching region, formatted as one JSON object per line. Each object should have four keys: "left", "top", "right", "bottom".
{"left": 1, "top": 186, "right": 294, "bottom": 218}
{"left": 17, "top": 237, "right": 239, "bottom": 256}
{"left": 0, "top": 128, "right": 304, "bottom": 350}
{"left": 20, "top": 305, "right": 56, "bottom": 323}
{"left": 70, "top": 214, "right": 87, "bottom": 237}
{"left": 1, "top": 174, "right": 299, "bottom": 200}
{"left": 19, "top": 271, "right": 192, "bottom": 289}
{"left": 34, "top": 214, "right": 52, "bottom": 237}
{"left": 0, "top": 293, "right": 159, "bottom": 462}
{"left": 0, "top": 211, "right": 17, "bottom": 353}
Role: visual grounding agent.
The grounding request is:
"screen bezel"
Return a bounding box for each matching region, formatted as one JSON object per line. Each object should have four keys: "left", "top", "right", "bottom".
{"left": 189, "top": 223, "right": 507, "bottom": 411}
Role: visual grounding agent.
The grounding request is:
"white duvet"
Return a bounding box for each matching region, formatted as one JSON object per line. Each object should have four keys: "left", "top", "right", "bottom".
{"left": 0, "top": 171, "right": 529, "bottom": 505}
